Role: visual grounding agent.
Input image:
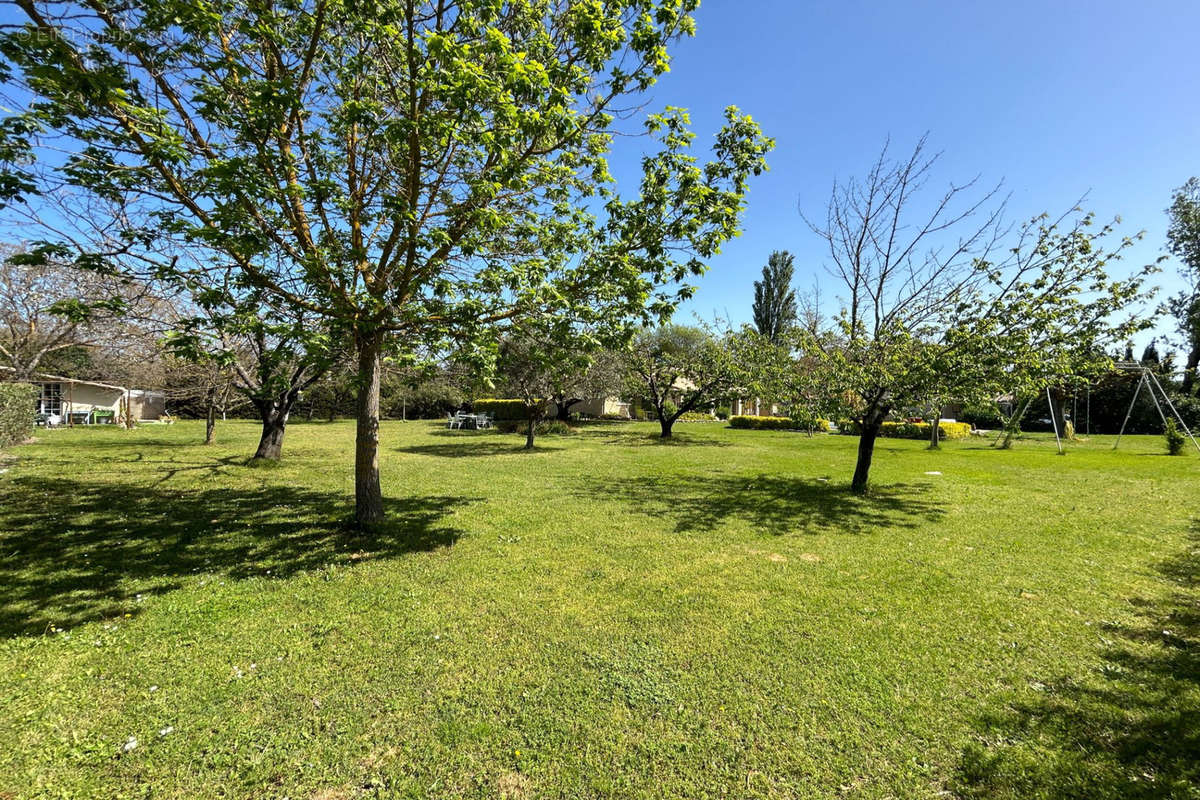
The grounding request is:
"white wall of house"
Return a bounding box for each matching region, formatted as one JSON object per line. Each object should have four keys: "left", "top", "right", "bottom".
{"left": 35, "top": 381, "right": 122, "bottom": 418}
{"left": 552, "top": 396, "right": 630, "bottom": 418}
{"left": 33, "top": 381, "right": 166, "bottom": 422}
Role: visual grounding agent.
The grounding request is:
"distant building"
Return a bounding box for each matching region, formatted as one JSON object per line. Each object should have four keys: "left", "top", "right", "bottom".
{"left": 1, "top": 367, "right": 166, "bottom": 425}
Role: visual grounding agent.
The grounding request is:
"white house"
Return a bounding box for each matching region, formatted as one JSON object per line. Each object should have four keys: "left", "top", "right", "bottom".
{"left": 2, "top": 367, "right": 167, "bottom": 425}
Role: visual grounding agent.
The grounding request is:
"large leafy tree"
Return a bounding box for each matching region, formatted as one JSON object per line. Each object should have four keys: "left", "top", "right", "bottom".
{"left": 1166, "top": 177, "right": 1200, "bottom": 395}
{"left": 166, "top": 282, "right": 336, "bottom": 460}
{"left": 803, "top": 138, "right": 1152, "bottom": 491}
{"left": 0, "top": 0, "right": 772, "bottom": 524}
{"left": 494, "top": 322, "right": 580, "bottom": 450}
{"left": 624, "top": 323, "right": 758, "bottom": 438}
{"left": 751, "top": 250, "right": 797, "bottom": 342}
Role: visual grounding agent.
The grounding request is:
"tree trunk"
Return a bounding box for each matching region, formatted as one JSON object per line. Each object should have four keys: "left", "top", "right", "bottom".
{"left": 851, "top": 407, "right": 886, "bottom": 493}
{"left": 204, "top": 391, "right": 217, "bottom": 445}
{"left": 555, "top": 398, "right": 577, "bottom": 422}
{"left": 999, "top": 396, "right": 1033, "bottom": 449}
{"left": 1182, "top": 343, "right": 1199, "bottom": 396}
{"left": 355, "top": 336, "right": 385, "bottom": 526}
{"left": 525, "top": 416, "right": 536, "bottom": 449}
{"left": 659, "top": 415, "right": 675, "bottom": 438}
{"left": 1049, "top": 386, "right": 1068, "bottom": 443}
{"left": 252, "top": 398, "right": 291, "bottom": 460}
{"left": 928, "top": 414, "right": 941, "bottom": 449}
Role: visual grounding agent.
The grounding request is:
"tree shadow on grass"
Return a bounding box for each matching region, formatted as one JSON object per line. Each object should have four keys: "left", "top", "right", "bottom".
{"left": 573, "top": 427, "right": 732, "bottom": 448}
{"left": 952, "top": 521, "right": 1200, "bottom": 799}
{"left": 397, "top": 431, "right": 567, "bottom": 458}
{"left": 0, "top": 475, "right": 474, "bottom": 638}
{"left": 576, "top": 473, "right": 945, "bottom": 535}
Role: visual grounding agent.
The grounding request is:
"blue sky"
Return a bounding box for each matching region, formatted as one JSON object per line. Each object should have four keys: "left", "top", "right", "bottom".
{"left": 611, "top": 0, "right": 1200, "bottom": 348}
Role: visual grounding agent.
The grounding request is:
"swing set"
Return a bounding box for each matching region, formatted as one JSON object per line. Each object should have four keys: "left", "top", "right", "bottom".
{"left": 1111, "top": 361, "right": 1200, "bottom": 454}
{"left": 999, "top": 362, "right": 1200, "bottom": 455}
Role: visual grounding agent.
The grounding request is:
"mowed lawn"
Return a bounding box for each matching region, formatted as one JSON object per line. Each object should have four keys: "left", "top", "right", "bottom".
{"left": 0, "top": 421, "right": 1196, "bottom": 799}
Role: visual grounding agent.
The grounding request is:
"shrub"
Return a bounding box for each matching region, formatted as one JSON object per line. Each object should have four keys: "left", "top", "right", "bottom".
{"left": 678, "top": 410, "right": 716, "bottom": 421}
{"left": 729, "top": 415, "right": 793, "bottom": 430}
{"left": 384, "top": 379, "right": 464, "bottom": 419}
{"left": 787, "top": 407, "right": 832, "bottom": 433}
{"left": 1165, "top": 418, "right": 1186, "bottom": 456}
{"left": 471, "top": 398, "right": 530, "bottom": 420}
{"left": 715, "top": 405, "right": 731, "bottom": 420}
{"left": 836, "top": 419, "right": 971, "bottom": 440}
{"left": 0, "top": 382, "right": 36, "bottom": 448}
{"left": 959, "top": 402, "right": 1004, "bottom": 429}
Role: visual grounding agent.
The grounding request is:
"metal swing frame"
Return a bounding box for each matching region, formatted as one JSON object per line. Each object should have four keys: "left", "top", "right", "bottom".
{"left": 1112, "top": 362, "right": 1200, "bottom": 454}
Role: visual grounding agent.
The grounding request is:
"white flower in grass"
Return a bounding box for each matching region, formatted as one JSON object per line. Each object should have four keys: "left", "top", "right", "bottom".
{"left": 122, "top": 736, "right": 138, "bottom": 752}
{"left": 158, "top": 726, "right": 173, "bottom": 737}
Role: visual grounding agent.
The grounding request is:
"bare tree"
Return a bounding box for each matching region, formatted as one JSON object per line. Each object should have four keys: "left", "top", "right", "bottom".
{"left": 804, "top": 137, "right": 1006, "bottom": 490}
{"left": 0, "top": 244, "right": 167, "bottom": 380}
{"left": 803, "top": 139, "right": 1152, "bottom": 489}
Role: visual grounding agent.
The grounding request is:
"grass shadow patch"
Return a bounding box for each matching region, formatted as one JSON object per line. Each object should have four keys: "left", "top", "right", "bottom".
{"left": 0, "top": 475, "right": 473, "bottom": 638}
{"left": 574, "top": 427, "right": 732, "bottom": 448}
{"left": 577, "top": 472, "right": 944, "bottom": 535}
{"left": 397, "top": 434, "right": 566, "bottom": 458}
{"left": 953, "top": 521, "right": 1200, "bottom": 799}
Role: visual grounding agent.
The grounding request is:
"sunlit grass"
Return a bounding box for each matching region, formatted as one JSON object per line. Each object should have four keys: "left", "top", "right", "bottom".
{"left": 0, "top": 420, "right": 1195, "bottom": 798}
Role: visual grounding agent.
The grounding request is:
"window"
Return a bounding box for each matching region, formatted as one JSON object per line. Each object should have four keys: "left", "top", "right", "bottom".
{"left": 37, "top": 383, "right": 62, "bottom": 416}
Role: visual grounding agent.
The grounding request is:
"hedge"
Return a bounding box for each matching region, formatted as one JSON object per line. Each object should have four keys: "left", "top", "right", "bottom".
{"left": 470, "top": 398, "right": 532, "bottom": 420}
{"left": 0, "top": 382, "right": 36, "bottom": 448}
{"left": 729, "top": 415, "right": 794, "bottom": 430}
{"left": 730, "top": 415, "right": 835, "bottom": 431}
{"left": 838, "top": 420, "right": 972, "bottom": 440}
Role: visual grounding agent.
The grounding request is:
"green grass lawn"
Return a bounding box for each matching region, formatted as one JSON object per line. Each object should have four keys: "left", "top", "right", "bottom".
{"left": 0, "top": 420, "right": 1196, "bottom": 799}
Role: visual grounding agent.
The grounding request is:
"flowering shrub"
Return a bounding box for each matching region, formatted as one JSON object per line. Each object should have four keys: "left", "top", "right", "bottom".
{"left": 729, "top": 415, "right": 794, "bottom": 430}
{"left": 838, "top": 420, "right": 971, "bottom": 440}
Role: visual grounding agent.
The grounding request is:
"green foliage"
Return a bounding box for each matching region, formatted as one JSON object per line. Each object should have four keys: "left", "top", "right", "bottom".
{"left": 0, "top": 0, "right": 772, "bottom": 517}
{"left": 382, "top": 377, "right": 464, "bottom": 420}
{"left": 714, "top": 404, "right": 731, "bottom": 420}
{"left": 0, "top": 382, "right": 35, "bottom": 447}
{"left": 1165, "top": 418, "right": 1187, "bottom": 455}
{"left": 470, "top": 399, "right": 528, "bottom": 420}
{"left": 958, "top": 402, "right": 1005, "bottom": 429}
{"left": 624, "top": 323, "right": 767, "bottom": 434}
{"left": 729, "top": 414, "right": 794, "bottom": 430}
{"left": 787, "top": 406, "right": 834, "bottom": 433}
{"left": 1167, "top": 178, "right": 1200, "bottom": 395}
{"left": 752, "top": 250, "right": 797, "bottom": 341}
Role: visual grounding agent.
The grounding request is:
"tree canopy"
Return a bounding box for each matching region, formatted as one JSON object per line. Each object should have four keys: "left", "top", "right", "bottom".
{"left": 1166, "top": 177, "right": 1200, "bottom": 395}
{"left": 801, "top": 138, "right": 1153, "bottom": 489}
{"left": 751, "top": 250, "right": 797, "bottom": 342}
{"left": 1, "top": 0, "right": 772, "bottom": 523}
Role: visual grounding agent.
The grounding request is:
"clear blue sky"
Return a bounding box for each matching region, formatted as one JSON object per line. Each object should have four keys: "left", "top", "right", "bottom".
{"left": 610, "top": 0, "right": 1200, "bottom": 349}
